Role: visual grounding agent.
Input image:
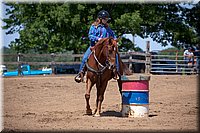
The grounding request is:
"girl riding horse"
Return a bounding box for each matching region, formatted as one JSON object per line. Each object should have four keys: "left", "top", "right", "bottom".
{"left": 75, "top": 10, "right": 120, "bottom": 83}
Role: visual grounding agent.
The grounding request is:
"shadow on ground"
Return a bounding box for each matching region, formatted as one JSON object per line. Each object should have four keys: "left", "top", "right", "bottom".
{"left": 101, "top": 110, "right": 122, "bottom": 117}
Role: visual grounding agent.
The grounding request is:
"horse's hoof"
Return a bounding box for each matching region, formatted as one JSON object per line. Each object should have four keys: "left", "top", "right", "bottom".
{"left": 92, "top": 109, "right": 97, "bottom": 114}
{"left": 93, "top": 113, "right": 100, "bottom": 117}
{"left": 86, "top": 109, "right": 92, "bottom": 115}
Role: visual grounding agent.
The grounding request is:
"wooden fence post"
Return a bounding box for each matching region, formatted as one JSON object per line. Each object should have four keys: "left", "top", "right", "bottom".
{"left": 17, "top": 53, "right": 22, "bottom": 76}
{"left": 145, "top": 41, "right": 151, "bottom": 74}
{"left": 176, "top": 50, "right": 178, "bottom": 73}
{"left": 51, "top": 53, "right": 55, "bottom": 75}
{"left": 128, "top": 51, "right": 133, "bottom": 73}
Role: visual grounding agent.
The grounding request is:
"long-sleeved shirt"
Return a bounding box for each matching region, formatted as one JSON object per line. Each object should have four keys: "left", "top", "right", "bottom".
{"left": 88, "top": 24, "right": 117, "bottom": 46}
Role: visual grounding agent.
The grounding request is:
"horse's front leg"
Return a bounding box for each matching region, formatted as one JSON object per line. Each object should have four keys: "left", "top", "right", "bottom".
{"left": 85, "top": 78, "right": 94, "bottom": 115}
{"left": 94, "top": 81, "right": 108, "bottom": 117}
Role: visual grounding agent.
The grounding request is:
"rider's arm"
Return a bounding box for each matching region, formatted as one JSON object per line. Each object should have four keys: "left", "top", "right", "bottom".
{"left": 106, "top": 27, "right": 117, "bottom": 39}
{"left": 88, "top": 25, "right": 100, "bottom": 42}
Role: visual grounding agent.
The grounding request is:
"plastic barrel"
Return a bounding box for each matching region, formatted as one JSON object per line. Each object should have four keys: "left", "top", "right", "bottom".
{"left": 121, "top": 79, "right": 149, "bottom": 117}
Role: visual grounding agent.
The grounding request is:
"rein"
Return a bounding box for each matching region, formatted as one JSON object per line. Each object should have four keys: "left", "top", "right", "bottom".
{"left": 86, "top": 49, "right": 109, "bottom": 75}
{"left": 93, "top": 50, "right": 105, "bottom": 68}
{"left": 85, "top": 61, "right": 108, "bottom": 75}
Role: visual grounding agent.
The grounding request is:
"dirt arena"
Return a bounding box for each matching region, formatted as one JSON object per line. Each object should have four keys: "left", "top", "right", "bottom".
{"left": 2, "top": 74, "right": 199, "bottom": 132}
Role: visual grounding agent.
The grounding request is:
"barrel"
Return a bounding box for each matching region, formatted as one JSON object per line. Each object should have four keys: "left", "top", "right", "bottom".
{"left": 121, "top": 75, "right": 150, "bottom": 117}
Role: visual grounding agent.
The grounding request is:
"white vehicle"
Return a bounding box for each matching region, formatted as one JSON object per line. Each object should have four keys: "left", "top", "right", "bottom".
{"left": 0, "top": 65, "right": 7, "bottom": 75}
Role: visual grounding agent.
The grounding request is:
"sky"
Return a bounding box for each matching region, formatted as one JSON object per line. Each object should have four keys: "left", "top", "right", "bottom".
{"left": 1, "top": 0, "right": 199, "bottom": 52}
{"left": 123, "top": 34, "right": 173, "bottom": 52}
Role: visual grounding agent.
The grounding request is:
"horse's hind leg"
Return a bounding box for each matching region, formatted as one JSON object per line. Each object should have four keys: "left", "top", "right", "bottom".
{"left": 85, "top": 78, "right": 94, "bottom": 115}
{"left": 117, "top": 79, "right": 122, "bottom": 95}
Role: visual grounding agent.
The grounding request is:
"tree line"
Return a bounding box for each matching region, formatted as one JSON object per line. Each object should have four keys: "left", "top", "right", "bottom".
{"left": 2, "top": 2, "right": 200, "bottom": 54}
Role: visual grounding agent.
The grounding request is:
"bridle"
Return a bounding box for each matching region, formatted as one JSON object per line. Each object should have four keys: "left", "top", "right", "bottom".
{"left": 86, "top": 38, "right": 117, "bottom": 76}
{"left": 93, "top": 50, "right": 105, "bottom": 68}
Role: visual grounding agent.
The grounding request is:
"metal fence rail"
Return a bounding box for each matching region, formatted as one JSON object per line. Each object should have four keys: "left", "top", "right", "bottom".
{"left": 150, "top": 53, "right": 199, "bottom": 74}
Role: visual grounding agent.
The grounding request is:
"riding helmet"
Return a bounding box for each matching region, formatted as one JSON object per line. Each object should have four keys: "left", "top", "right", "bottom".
{"left": 97, "top": 10, "right": 110, "bottom": 19}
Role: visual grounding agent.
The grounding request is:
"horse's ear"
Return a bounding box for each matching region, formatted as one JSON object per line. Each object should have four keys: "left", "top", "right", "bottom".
{"left": 115, "top": 37, "right": 122, "bottom": 42}
{"left": 111, "top": 38, "right": 119, "bottom": 46}
{"left": 109, "top": 37, "right": 112, "bottom": 44}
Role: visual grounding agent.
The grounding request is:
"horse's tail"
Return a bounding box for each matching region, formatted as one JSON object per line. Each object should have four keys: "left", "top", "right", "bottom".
{"left": 118, "top": 54, "right": 132, "bottom": 75}
{"left": 122, "top": 62, "right": 132, "bottom": 75}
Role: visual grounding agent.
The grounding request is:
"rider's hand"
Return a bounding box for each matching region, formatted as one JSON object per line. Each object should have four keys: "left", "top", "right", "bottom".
{"left": 90, "top": 46, "right": 95, "bottom": 51}
{"left": 98, "top": 38, "right": 102, "bottom": 41}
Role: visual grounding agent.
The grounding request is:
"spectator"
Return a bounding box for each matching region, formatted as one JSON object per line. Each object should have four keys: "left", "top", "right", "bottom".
{"left": 193, "top": 45, "right": 200, "bottom": 74}
{"left": 183, "top": 47, "right": 194, "bottom": 67}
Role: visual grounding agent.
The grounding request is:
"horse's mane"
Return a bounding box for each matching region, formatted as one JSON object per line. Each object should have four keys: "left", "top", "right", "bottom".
{"left": 94, "top": 37, "right": 116, "bottom": 51}
{"left": 95, "top": 38, "right": 109, "bottom": 48}
{"left": 93, "top": 38, "right": 117, "bottom": 59}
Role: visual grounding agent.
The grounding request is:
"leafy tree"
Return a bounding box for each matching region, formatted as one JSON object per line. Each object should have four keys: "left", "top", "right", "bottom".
{"left": 2, "top": 2, "right": 200, "bottom": 54}
{"left": 111, "top": 3, "right": 200, "bottom": 48}
{"left": 183, "top": 2, "right": 200, "bottom": 47}
{"left": 1, "top": 46, "right": 17, "bottom": 54}
{"left": 136, "top": 4, "right": 197, "bottom": 48}
{"left": 3, "top": 3, "right": 95, "bottom": 53}
{"left": 118, "top": 38, "right": 134, "bottom": 52}
{"left": 118, "top": 37, "right": 143, "bottom": 52}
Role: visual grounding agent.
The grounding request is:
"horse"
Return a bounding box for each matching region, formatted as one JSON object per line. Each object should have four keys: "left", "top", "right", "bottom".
{"left": 84, "top": 37, "right": 131, "bottom": 116}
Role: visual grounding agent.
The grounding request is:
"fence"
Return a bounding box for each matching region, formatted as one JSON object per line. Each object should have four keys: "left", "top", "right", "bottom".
{"left": 2, "top": 41, "right": 199, "bottom": 75}
{"left": 150, "top": 54, "right": 199, "bottom": 74}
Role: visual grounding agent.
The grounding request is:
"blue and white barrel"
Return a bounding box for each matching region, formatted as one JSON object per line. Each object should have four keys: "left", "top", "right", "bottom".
{"left": 121, "top": 75, "right": 150, "bottom": 117}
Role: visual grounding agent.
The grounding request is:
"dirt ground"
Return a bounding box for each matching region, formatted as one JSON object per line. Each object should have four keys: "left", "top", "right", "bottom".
{"left": 2, "top": 74, "right": 199, "bottom": 132}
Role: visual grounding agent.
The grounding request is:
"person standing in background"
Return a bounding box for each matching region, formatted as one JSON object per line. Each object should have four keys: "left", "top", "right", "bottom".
{"left": 183, "top": 47, "right": 194, "bottom": 67}
{"left": 193, "top": 45, "right": 200, "bottom": 74}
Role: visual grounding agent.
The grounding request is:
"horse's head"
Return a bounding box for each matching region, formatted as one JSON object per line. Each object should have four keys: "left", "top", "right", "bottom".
{"left": 94, "top": 37, "right": 118, "bottom": 70}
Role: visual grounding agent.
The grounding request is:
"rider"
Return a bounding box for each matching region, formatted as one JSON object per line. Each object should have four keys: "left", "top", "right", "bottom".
{"left": 74, "top": 10, "right": 119, "bottom": 83}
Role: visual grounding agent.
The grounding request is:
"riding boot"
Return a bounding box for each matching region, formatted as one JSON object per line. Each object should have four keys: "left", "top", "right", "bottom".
{"left": 74, "top": 70, "right": 85, "bottom": 83}
{"left": 74, "top": 71, "right": 85, "bottom": 83}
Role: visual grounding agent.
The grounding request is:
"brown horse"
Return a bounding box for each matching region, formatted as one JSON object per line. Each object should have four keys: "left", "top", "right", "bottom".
{"left": 84, "top": 37, "right": 131, "bottom": 116}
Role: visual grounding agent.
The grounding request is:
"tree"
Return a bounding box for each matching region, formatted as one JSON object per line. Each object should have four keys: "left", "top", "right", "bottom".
{"left": 2, "top": 2, "right": 200, "bottom": 53}
{"left": 136, "top": 3, "right": 198, "bottom": 48}
{"left": 183, "top": 2, "right": 200, "bottom": 47}
{"left": 3, "top": 3, "right": 97, "bottom": 53}
{"left": 111, "top": 3, "right": 200, "bottom": 48}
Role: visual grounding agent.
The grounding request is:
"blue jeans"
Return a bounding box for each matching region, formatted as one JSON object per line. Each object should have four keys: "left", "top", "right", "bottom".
{"left": 79, "top": 46, "right": 120, "bottom": 73}
{"left": 79, "top": 47, "right": 92, "bottom": 72}
{"left": 196, "top": 58, "right": 200, "bottom": 73}
{"left": 116, "top": 53, "right": 119, "bottom": 72}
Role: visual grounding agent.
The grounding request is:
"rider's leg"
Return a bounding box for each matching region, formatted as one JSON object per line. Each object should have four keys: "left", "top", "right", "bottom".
{"left": 196, "top": 58, "right": 200, "bottom": 74}
{"left": 75, "top": 47, "right": 92, "bottom": 83}
{"left": 116, "top": 53, "right": 120, "bottom": 72}
{"left": 113, "top": 53, "right": 120, "bottom": 80}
